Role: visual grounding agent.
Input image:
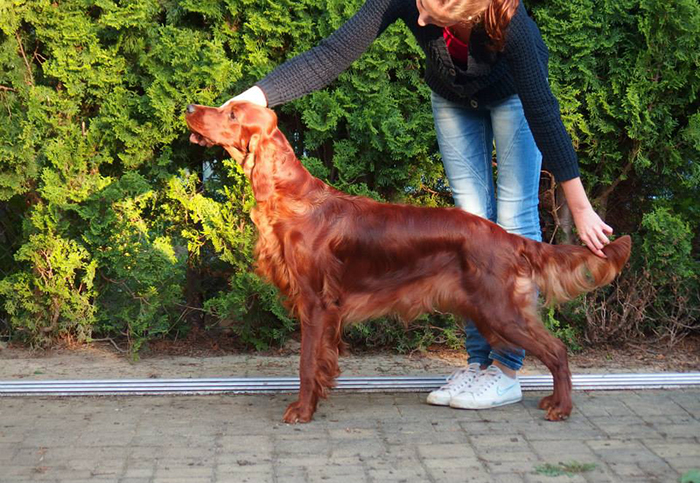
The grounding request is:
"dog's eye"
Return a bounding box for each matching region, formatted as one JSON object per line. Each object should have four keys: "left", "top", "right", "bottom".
{"left": 229, "top": 112, "right": 236, "bottom": 120}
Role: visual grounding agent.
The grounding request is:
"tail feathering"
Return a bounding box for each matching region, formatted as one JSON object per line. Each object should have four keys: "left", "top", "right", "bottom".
{"left": 531, "top": 235, "right": 632, "bottom": 305}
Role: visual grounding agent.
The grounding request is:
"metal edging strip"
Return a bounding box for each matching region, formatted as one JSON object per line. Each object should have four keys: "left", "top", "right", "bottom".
{"left": 0, "top": 373, "right": 699, "bottom": 396}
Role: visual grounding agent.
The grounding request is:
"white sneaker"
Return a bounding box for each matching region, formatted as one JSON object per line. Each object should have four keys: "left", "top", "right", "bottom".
{"left": 449, "top": 365, "right": 522, "bottom": 409}
{"left": 426, "top": 363, "right": 482, "bottom": 406}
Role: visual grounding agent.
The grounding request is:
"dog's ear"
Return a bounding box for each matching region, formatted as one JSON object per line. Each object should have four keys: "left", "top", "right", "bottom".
{"left": 241, "top": 134, "right": 258, "bottom": 176}
{"left": 246, "top": 134, "right": 274, "bottom": 202}
{"left": 246, "top": 105, "right": 277, "bottom": 138}
{"left": 233, "top": 101, "right": 278, "bottom": 138}
{"left": 261, "top": 108, "right": 277, "bottom": 137}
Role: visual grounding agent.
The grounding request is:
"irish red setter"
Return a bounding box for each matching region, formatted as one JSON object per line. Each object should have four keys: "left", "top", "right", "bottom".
{"left": 186, "top": 101, "right": 631, "bottom": 424}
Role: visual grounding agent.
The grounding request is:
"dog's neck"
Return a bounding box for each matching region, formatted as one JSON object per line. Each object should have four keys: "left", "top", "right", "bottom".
{"left": 258, "top": 128, "right": 327, "bottom": 202}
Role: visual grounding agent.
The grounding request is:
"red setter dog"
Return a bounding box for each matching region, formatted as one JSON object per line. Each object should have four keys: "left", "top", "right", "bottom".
{"left": 186, "top": 101, "right": 631, "bottom": 423}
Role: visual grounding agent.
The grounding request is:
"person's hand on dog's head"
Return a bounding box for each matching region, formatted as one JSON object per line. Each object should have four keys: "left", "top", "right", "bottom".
{"left": 220, "top": 86, "right": 267, "bottom": 109}
{"left": 189, "top": 86, "right": 267, "bottom": 147}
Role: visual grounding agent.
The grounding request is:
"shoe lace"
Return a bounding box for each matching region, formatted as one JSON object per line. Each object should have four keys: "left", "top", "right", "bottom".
{"left": 472, "top": 367, "right": 502, "bottom": 395}
{"left": 440, "top": 365, "right": 479, "bottom": 391}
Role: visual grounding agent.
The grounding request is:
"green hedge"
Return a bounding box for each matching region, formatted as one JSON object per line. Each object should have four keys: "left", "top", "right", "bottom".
{"left": 1, "top": 0, "right": 698, "bottom": 354}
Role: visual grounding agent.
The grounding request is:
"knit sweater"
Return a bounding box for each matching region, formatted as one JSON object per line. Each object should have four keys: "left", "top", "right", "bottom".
{"left": 256, "top": 0, "right": 580, "bottom": 182}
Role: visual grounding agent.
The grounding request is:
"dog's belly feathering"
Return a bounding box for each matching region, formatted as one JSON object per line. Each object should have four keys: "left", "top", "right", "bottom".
{"left": 339, "top": 269, "right": 467, "bottom": 325}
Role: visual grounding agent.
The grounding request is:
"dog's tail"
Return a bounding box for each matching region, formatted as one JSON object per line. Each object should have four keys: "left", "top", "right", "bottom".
{"left": 522, "top": 235, "right": 632, "bottom": 305}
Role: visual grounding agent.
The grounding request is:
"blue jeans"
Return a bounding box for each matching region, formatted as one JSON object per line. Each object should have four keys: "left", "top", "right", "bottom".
{"left": 431, "top": 92, "right": 543, "bottom": 371}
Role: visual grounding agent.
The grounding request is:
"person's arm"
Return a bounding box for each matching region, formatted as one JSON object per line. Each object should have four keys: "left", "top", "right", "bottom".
{"left": 503, "top": 6, "right": 612, "bottom": 257}
{"left": 191, "top": 0, "right": 402, "bottom": 146}
{"left": 560, "top": 177, "right": 612, "bottom": 257}
{"left": 231, "top": 0, "right": 403, "bottom": 108}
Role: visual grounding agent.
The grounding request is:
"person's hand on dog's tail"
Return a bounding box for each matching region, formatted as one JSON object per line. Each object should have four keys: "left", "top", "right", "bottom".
{"left": 561, "top": 178, "right": 613, "bottom": 258}
{"left": 189, "top": 86, "right": 268, "bottom": 147}
{"left": 572, "top": 207, "right": 613, "bottom": 258}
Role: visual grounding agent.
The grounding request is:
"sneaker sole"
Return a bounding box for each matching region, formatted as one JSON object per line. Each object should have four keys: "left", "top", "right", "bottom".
{"left": 426, "top": 394, "right": 452, "bottom": 406}
{"left": 449, "top": 395, "right": 523, "bottom": 410}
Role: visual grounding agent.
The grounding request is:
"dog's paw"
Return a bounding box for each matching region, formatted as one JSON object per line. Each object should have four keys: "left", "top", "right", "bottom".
{"left": 283, "top": 401, "right": 314, "bottom": 424}
{"left": 544, "top": 406, "right": 571, "bottom": 421}
{"left": 539, "top": 394, "right": 572, "bottom": 421}
{"left": 538, "top": 395, "right": 556, "bottom": 410}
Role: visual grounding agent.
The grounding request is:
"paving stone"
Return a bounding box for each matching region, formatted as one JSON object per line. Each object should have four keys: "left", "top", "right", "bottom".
{"left": 528, "top": 439, "right": 599, "bottom": 459}
{"left": 644, "top": 440, "right": 700, "bottom": 459}
{"left": 622, "top": 391, "right": 690, "bottom": 416}
{"left": 422, "top": 457, "right": 483, "bottom": 470}
{"left": 669, "top": 390, "right": 700, "bottom": 416}
{"left": 580, "top": 393, "right": 637, "bottom": 417}
{"left": 121, "top": 466, "right": 155, "bottom": 478}
{"left": 525, "top": 473, "right": 587, "bottom": 483}
{"left": 152, "top": 479, "right": 213, "bottom": 483}
{"left": 366, "top": 466, "right": 431, "bottom": 481}
{"left": 417, "top": 442, "right": 477, "bottom": 459}
{"left": 306, "top": 464, "right": 365, "bottom": 478}
{"left": 426, "top": 468, "right": 491, "bottom": 481}
{"left": 485, "top": 459, "right": 542, "bottom": 474}
{"left": 592, "top": 416, "right": 666, "bottom": 439}
{"left": 664, "top": 456, "right": 700, "bottom": 474}
{"left": 489, "top": 473, "right": 528, "bottom": 483}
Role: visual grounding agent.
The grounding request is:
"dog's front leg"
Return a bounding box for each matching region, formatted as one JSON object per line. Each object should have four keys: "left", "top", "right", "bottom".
{"left": 283, "top": 302, "right": 340, "bottom": 424}
{"left": 284, "top": 316, "right": 322, "bottom": 424}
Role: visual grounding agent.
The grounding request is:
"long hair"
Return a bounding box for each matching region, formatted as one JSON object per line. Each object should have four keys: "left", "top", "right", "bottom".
{"left": 482, "top": 0, "right": 519, "bottom": 51}
{"left": 449, "top": 0, "right": 520, "bottom": 51}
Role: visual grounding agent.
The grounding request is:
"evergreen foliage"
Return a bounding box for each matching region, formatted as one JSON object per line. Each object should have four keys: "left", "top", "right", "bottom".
{"left": 1, "top": 0, "right": 698, "bottom": 354}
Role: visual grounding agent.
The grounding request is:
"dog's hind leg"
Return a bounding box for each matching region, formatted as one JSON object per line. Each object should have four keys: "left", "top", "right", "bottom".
{"left": 466, "top": 280, "right": 573, "bottom": 421}
{"left": 486, "top": 305, "right": 572, "bottom": 421}
{"left": 505, "top": 317, "right": 571, "bottom": 420}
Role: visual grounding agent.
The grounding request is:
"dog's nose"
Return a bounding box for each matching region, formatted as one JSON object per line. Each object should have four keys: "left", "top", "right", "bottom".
{"left": 186, "top": 104, "right": 196, "bottom": 114}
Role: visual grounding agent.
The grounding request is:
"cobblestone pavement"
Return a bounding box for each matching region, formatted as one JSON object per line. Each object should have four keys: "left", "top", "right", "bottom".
{"left": 1, "top": 388, "right": 698, "bottom": 483}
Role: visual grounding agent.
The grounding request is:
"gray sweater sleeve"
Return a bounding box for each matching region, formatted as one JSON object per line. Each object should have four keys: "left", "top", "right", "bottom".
{"left": 256, "top": 0, "right": 403, "bottom": 107}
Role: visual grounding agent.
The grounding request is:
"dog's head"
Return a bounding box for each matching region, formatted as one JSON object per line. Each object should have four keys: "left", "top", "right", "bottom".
{"left": 185, "top": 101, "right": 278, "bottom": 162}
{"left": 186, "top": 101, "right": 280, "bottom": 201}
